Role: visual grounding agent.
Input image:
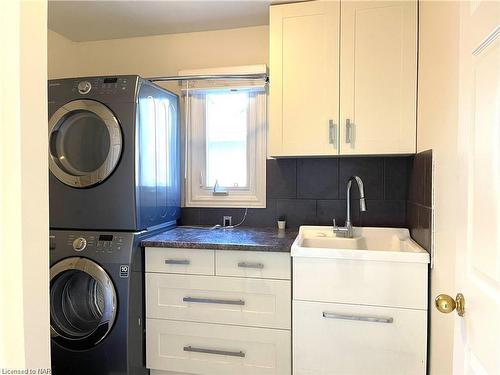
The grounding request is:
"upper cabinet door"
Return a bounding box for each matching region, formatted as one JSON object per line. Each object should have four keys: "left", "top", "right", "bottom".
{"left": 340, "top": 1, "right": 417, "bottom": 155}
{"left": 269, "top": 1, "right": 340, "bottom": 157}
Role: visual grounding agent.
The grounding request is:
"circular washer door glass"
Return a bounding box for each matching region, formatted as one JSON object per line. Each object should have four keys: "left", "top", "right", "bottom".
{"left": 50, "top": 257, "right": 117, "bottom": 350}
{"left": 49, "top": 100, "right": 122, "bottom": 188}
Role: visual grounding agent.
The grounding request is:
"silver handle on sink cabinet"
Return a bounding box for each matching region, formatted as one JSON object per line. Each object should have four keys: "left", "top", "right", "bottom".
{"left": 345, "top": 118, "right": 353, "bottom": 144}
{"left": 322, "top": 311, "right": 393, "bottom": 324}
{"left": 183, "top": 346, "right": 245, "bottom": 358}
{"left": 183, "top": 297, "right": 245, "bottom": 306}
{"left": 237, "top": 262, "right": 264, "bottom": 269}
{"left": 164, "top": 259, "right": 190, "bottom": 265}
{"left": 328, "top": 120, "right": 337, "bottom": 148}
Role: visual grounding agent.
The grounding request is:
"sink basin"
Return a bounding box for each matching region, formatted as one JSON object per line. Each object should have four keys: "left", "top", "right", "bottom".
{"left": 292, "top": 226, "right": 430, "bottom": 263}
{"left": 300, "top": 235, "right": 365, "bottom": 250}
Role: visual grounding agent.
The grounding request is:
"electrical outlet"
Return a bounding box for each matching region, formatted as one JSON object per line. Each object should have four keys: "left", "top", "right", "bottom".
{"left": 223, "top": 216, "right": 232, "bottom": 227}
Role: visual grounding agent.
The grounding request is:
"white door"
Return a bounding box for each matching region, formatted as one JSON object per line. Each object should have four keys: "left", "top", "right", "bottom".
{"left": 269, "top": 1, "right": 339, "bottom": 157}
{"left": 340, "top": 1, "right": 417, "bottom": 155}
{"left": 452, "top": 1, "right": 500, "bottom": 374}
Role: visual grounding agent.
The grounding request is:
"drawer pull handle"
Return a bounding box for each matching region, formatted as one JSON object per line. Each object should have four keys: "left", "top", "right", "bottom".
{"left": 328, "top": 120, "right": 337, "bottom": 148}
{"left": 183, "top": 297, "right": 245, "bottom": 306}
{"left": 183, "top": 346, "right": 245, "bottom": 358}
{"left": 346, "top": 118, "right": 353, "bottom": 144}
{"left": 237, "top": 262, "right": 264, "bottom": 269}
{"left": 322, "top": 312, "right": 393, "bottom": 324}
{"left": 164, "top": 259, "right": 190, "bottom": 265}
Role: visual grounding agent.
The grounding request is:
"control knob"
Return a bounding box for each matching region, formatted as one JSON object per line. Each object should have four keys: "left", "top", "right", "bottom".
{"left": 77, "top": 81, "right": 92, "bottom": 94}
{"left": 72, "top": 237, "right": 87, "bottom": 252}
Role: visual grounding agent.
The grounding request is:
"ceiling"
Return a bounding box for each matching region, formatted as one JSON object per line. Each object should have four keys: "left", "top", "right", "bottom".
{"left": 48, "top": 0, "right": 285, "bottom": 42}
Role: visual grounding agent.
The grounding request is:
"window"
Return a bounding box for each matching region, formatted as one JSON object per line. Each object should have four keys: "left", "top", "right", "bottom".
{"left": 184, "top": 82, "right": 267, "bottom": 208}
{"left": 205, "top": 91, "right": 248, "bottom": 188}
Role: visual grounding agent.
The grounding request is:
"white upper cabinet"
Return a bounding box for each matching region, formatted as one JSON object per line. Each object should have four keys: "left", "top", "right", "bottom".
{"left": 269, "top": 0, "right": 417, "bottom": 157}
{"left": 340, "top": 1, "right": 417, "bottom": 155}
{"left": 269, "top": 1, "right": 340, "bottom": 157}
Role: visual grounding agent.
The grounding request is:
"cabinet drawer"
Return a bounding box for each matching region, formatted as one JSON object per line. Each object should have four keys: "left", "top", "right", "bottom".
{"left": 146, "top": 319, "right": 291, "bottom": 375}
{"left": 293, "top": 257, "right": 428, "bottom": 309}
{"left": 216, "top": 251, "right": 291, "bottom": 280}
{"left": 146, "top": 273, "right": 291, "bottom": 329}
{"left": 293, "top": 300, "right": 427, "bottom": 375}
{"left": 146, "top": 247, "right": 214, "bottom": 275}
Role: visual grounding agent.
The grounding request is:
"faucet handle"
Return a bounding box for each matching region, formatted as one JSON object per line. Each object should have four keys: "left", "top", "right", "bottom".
{"left": 333, "top": 218, "right": 337, "bottom": 228}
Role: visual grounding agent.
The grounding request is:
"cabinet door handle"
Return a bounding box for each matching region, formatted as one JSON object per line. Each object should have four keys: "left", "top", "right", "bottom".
{"left": 184, "top": 346, "right": 245, "bottom": 358}
{"left": 237, "top": 262, "right": 264, "bottom": 269}
{"left": 328, "top": 120, "right": 337, "bottom": 148}
{"left": 164, "top": 259, "right": 190, "bottom": 265}
{"left": 183, "top": 296, "right": 245, "bottom": 306}
{"left": 322, "top": 311, "right": 393, "bottom": 324}
{"left": 345, "top": 119, "right": 353, "bottom": 144}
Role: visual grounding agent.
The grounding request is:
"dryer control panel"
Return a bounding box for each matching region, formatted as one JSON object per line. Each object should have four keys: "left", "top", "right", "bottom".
{"left": 48, "top": 75, "right": 139, "bottom": 103}
{"left": 72, "top": 77, "right": 130, "bottom": 96}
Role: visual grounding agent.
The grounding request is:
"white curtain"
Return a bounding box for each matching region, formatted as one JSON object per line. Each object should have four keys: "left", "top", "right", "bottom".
{"left": 184, "top": 91, "right": 206, "bottom": 189}
{"left": 248, "top": 89, "right": 267, "bottom": 166}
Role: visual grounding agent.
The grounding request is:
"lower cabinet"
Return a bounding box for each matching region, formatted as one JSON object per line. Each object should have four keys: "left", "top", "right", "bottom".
{"left": 292, "top": 253, "right": 428, "bottom": 375}
{"left": 147, "top": 319, "right": 291, "bottom": 375}
{"left": 146, "top": 247, "right": 427, "bottom": 374}
{"left": 145, "top": 247, "right": 292, "bottom": 375}
{"left": 293, "top": 300, "right": 427, "bottom": 375}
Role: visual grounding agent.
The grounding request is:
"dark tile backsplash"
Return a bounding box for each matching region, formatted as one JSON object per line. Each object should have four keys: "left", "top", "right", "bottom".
{"left": 181, "top": 156, "right": 415, "bottom": 229}
{"left": 384, "top": 157, "right": 414, "bottom": 200}
{"left": 407, "top": 150, "right": 433, "bottom": 252}
{"left": 266, "top": 158, "right": 297, "bottom": 199}
{"left": 339, "top": 158, "right": 385, "bottom": 200}
{"left": 297, "top": 158, "right": 339, "bottom": 199}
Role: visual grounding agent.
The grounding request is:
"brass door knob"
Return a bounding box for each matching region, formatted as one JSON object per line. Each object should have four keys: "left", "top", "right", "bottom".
{"left": 435, "top": 293, "right": 465, "bottom": 317}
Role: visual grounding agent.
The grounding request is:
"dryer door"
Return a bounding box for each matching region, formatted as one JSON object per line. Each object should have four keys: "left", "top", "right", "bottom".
{"left": 50, "top": 257, "right": 117, "bottom": 350}
{"left": 48, "top": 99, "right": 122, "bottom": 188}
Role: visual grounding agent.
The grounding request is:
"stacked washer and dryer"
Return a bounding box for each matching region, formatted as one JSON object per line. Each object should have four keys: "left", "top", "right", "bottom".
{"left": 48, "top": 76, "right": 180, "bottom": 375}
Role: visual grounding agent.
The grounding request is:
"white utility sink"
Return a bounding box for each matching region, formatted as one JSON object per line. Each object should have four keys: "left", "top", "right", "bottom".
{"left": 292, "top": 226, "right": 430, "bottom": 263}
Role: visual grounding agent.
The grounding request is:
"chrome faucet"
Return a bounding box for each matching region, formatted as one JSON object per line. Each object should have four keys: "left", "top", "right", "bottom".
{"left": 333, "top": 175, "right": 367, "bottom": 238}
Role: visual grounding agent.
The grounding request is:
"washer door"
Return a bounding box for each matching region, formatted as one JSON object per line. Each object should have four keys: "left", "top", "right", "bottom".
{"left": 48, "top": 100, "right": 122, "bottom": 188}
{"left": 50, "top": 257, "right": 117, "bottom": 350}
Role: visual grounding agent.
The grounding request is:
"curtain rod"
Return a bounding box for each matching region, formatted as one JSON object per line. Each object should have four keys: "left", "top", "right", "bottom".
{"left": 147, "top": 73, "right": 269, "bottom": 83}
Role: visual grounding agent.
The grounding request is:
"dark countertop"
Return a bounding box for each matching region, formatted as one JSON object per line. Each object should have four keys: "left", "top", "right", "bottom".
{"left": 141, "top": 226, "right": 297, "bottom": 252}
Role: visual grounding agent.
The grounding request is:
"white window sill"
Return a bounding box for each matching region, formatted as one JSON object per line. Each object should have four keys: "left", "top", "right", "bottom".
{"left": 185, "top": 193, "right": 266, "bottom": 208}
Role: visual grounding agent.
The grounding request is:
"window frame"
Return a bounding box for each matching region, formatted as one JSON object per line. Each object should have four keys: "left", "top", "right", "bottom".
{"left": 184, "top": 86, "right": 267, "bottom": 208}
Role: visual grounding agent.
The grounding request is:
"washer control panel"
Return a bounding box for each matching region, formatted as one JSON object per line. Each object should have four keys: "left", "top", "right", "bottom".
{"left": 66, "top": 233, "right": 125, "bottom": 253}
{"left": 51, "top": 230, "right": 135, "bottom": 264}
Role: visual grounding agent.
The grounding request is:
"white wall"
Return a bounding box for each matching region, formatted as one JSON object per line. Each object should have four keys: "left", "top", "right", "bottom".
{"left": 48, "top": 25, "right": 269, "bottom": 93}
{"left": 417, "top": 2, "right": 460, "bottom": 374}
{"left": 0, "top": 0, "right": 50, "bottom": 370}
{"left": 48, "top": 30, "right": 81, "bottom": 79}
